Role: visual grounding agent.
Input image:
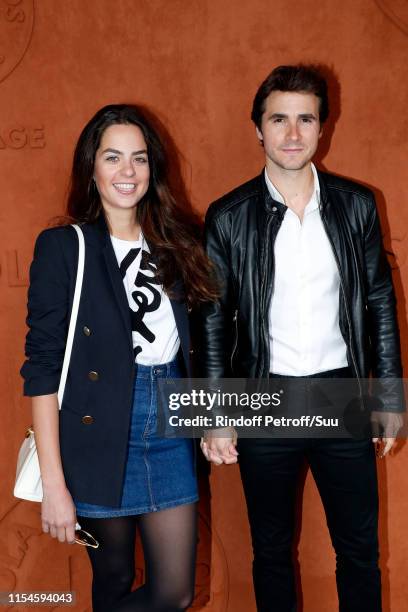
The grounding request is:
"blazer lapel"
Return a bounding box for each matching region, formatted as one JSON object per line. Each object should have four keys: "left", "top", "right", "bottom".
{"left": 169, "top": 280, "right": 191, "bottom": 376}
{"left": 95, "top": 215, "right": 133, "bottom": 350}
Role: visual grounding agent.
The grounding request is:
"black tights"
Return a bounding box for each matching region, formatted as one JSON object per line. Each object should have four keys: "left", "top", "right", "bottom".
{"left": 78, "top": 503, "right": 197, "bottom": 612}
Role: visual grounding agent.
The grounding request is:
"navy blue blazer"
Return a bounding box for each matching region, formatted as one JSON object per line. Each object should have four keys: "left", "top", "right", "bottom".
{"left": 21, "top": 215, "right": 192, "bottom": 506}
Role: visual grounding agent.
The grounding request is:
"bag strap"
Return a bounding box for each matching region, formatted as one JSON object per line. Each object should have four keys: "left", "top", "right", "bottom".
{"left": 57, "top": 224, "right": 85, "bottom": 409}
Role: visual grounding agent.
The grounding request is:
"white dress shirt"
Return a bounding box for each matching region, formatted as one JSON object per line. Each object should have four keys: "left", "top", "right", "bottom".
{"left": 265, "top": 164, "right": 348, "bottom": 375}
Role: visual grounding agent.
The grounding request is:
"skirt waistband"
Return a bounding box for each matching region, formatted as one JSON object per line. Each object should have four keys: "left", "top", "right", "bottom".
{"left": 135, "top": 357, "right": 180, "bottom": 380}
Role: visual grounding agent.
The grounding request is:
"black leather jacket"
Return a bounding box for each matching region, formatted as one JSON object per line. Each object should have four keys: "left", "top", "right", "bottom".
{"left": 200, "top": 170, "right": 402, "bottom": 408}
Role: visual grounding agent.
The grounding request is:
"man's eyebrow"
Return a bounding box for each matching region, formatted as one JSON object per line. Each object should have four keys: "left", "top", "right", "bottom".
{"left": 267, "top": 112, "right": 317, "bottom": 119}
{"left": 100, "top": 148, "right": 148, "bottom": 155}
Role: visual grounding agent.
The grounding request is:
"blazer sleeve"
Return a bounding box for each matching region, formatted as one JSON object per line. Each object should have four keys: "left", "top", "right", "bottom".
{"left": 20, "top": 227, "right": 74, "bottom": 396}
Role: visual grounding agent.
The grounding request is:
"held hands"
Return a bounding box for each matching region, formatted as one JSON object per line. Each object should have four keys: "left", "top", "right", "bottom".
{"left": 371, "top": 410, "right": 404, "bottom": 457}
{"left": 200, "top": 427, "right": 239, "bottom": 465}
{"left": 41, "top": 484, "right": 77, "bottom": 544}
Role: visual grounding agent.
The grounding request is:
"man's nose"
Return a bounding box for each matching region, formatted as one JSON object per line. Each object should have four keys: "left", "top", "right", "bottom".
{"left": 287, "top": 122, "right": 300, "bottom": 140}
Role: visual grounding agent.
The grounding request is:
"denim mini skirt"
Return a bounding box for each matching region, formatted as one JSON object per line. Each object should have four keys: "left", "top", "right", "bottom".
{"left": 75, "top": 359, "right": 198, "bottom": 518}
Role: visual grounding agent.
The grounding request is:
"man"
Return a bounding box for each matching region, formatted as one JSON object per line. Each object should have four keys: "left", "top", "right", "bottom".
{"left": 199, "top": 65, "right": 403, "bottom": 611}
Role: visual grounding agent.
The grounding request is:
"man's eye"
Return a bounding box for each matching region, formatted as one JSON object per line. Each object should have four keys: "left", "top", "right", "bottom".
{"left": 273, "top": 118, "right": 284, "bottom": 123}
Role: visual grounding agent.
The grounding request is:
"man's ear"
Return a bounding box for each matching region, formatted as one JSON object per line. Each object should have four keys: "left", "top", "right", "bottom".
{"left": 256, "top": 126, "right": 264, "bottom": 145}
{"left": 318, "top": 125, "right": 323, "bottom": 139}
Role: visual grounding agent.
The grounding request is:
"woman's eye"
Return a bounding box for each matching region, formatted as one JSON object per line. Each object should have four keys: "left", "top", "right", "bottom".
{"left": 134, "top": 157, "right": 148, "bottom": 164}
{"left": 106, "top": 155, "right": 119, "bottom": 162}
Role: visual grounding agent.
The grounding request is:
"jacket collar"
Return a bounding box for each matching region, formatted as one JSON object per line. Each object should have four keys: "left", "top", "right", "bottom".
{"left": 259, "top": 166, "right": 329, "bottom": 214}
{"left": 316, "top": 168, "right": 331, "bottom": 212}
{"left": 259, "top": 172, "right": 286, "bottom": 215}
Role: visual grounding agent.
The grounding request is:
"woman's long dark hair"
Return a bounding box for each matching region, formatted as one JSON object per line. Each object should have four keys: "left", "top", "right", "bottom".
{"left": 66, "top": 104, "right": 218, "bottom": 305}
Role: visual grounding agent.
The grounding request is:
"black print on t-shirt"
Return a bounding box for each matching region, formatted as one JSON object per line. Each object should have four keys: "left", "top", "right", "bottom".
{"left": 120, "top": 248, "right": 162, "bottom": 358}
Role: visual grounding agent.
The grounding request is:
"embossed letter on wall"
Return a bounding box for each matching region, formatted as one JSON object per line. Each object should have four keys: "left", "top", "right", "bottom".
{"left": 0, "top": 0, "right": 35, "bottom": 83}
{"left": 0, "top": 126, "right": 45, "bottom": 149}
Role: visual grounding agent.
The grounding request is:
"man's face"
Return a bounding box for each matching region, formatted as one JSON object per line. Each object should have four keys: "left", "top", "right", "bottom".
{"left": 256, "top": 90, "right": 322, "bottom": 172}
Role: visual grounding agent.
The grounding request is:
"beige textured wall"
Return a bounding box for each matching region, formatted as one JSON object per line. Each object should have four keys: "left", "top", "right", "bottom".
{"left": 1, "top": 1, "right": 407, "bottom": 610}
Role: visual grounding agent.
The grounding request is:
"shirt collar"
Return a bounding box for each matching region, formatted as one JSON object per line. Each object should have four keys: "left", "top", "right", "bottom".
{"left": 264, "top": 163, "right": 320, "bottom": 213}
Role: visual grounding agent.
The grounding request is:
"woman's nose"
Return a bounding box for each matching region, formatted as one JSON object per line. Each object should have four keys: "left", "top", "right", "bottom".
{"left": 121, "top": 160, "right": 136, "bottom": 176}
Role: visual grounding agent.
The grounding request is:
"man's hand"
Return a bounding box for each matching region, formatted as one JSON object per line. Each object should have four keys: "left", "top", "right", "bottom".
{"left": 200, "top": 427, "right": 238, "bottom": 465}
{"left": 371, "top": 411, "right": 404, "bottom": 457}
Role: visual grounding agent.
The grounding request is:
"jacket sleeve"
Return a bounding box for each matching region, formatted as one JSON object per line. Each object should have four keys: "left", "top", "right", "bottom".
{"left": 20, "top": 228, "right": 72, "bottom": 396}
{"left": 198, "top": 208, "right": 235, "bottom": 379}
{"left": 364, "top": 196, "right": 402, "bottom": 381}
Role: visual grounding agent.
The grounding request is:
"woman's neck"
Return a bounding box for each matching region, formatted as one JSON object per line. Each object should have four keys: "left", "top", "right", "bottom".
{"left": 104, "top": 209, "right": 141, "bottom": 241}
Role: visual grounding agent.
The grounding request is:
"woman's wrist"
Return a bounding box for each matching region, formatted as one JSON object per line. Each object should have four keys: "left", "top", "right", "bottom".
{"left": 42, "top": 476, "right": 67, "bottom": 492}
{"left": 203, "top": 426, "right": 237, "bottom": 439}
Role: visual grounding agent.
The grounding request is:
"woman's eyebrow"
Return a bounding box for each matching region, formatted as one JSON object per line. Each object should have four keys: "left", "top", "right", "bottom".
{"left": 101, "top": 148, "right": 148, "bottom": 155}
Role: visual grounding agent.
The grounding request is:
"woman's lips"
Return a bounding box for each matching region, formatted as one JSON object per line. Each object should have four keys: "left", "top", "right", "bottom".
{"left": 113, "top": 183, "right": 137, "bottom": 195}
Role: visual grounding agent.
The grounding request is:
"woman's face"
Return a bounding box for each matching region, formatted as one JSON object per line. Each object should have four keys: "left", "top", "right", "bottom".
{"left": 93, "top": 123, "right": 150, "bottom": 216}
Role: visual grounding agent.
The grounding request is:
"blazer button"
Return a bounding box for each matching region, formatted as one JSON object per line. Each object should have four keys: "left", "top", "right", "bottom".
{"left": 82, "top": 415, "right": 94, "bottom": 425}
{"left": 83, "top": 326, "right": 91, "bottom": 336}
{"left": 88, "top": 371, "right": 99, "bottom": 382}
{"left": 189, "top": 349, "right": 194, "bottom": 354}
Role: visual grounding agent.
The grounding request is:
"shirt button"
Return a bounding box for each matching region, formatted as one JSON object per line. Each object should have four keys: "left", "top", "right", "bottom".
{"left": 82, "top": 415, "right": 94, "bottom": 425}
{"left": 83, "top": 326, "right": 91, "bottom": 336}
{"left": 88, "top": 371, "right": 99, "bottom": 382}
{"left": 272, "top": 206, "right": 277, "bottom": 212}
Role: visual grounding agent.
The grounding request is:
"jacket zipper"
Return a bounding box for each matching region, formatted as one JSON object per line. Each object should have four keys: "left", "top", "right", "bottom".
{"left": 230, "top": 309, "right": 239, "bottom": 372}
{"left": 320, "top": 211, "right": 362, "bottom": 397}
{"left": 259, "top": 215, "right": 274, "bottom": 377}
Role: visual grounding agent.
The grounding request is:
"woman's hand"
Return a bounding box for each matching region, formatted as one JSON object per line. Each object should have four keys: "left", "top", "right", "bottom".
{"left": 200, "top": 427, "right": 238, "bottom": 465}
{"left": 31, "top": 394, "right": 77, "bottom": 544}
{"left": 41, "top": 484, "right": 77, "bottom": 544}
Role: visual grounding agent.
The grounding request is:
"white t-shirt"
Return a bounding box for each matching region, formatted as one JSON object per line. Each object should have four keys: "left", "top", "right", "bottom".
{"left": 110, "top": 234, "right": 180, "bottom": 366}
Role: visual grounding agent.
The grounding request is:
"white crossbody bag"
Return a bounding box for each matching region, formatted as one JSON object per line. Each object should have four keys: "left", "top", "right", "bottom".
{"left": 14, "top": 224, "right": 85, "bottom": 502}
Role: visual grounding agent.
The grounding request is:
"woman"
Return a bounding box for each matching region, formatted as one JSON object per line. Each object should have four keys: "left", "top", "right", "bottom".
{"left": 21, "top": 104, "right": 218, "bottom": 612}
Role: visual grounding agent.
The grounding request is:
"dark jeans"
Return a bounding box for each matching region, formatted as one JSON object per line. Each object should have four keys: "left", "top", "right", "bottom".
{"left": 238, "top": 370, "right": 381, "bottom": 612}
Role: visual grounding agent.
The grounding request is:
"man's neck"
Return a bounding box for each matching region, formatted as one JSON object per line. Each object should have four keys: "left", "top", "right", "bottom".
{"left": 265, "top": 162, "right": 315, "bottom": 221}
